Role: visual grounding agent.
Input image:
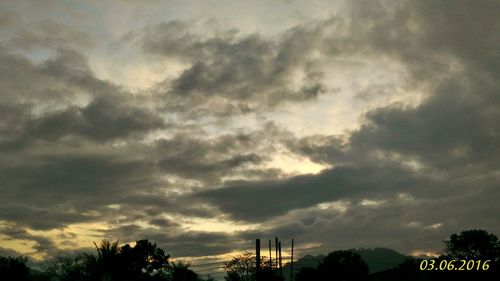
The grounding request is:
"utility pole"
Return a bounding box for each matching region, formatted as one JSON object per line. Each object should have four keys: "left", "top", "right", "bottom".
{"left": 268, "top": 239, "right": 272, "bottom": 269}
{"left": 256, "top": 239, "right": 261, "bottom": 281}
{"left": 278, "top": 241, "right": 282, "bottom": 278}
{"left": 275, "top": 237, "right": 278, "bottom": 272}
{"left": 290, "top": 238, "right": 294, "bottom": 281}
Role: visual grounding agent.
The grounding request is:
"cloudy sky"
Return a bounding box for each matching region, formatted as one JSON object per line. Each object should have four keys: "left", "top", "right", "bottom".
{"left": 1, "top": 0, "right": 499, "bottom": 265}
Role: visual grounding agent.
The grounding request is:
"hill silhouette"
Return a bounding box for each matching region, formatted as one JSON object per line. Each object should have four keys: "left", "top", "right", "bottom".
{"left": 280, "top": 247, "right": 408, "bottom": 280}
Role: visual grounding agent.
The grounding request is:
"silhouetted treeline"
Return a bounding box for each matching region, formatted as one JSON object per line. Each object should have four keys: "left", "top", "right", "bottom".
{"left": 0, "top": 239, "right": 209, "bottom": 281}
{"left": 1, "top": 229, "right": 500, "bottom": 281}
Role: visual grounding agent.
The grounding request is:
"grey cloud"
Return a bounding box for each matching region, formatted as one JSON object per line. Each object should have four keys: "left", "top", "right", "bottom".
{"left": 30, "top": 95, "right": 165, "bottom": 141}
{"left": 350, "top": 79, "right": 500, "bottom": 172}
{"left": 0, "top": 48, "right": 165, "bottom": 147}
{"left": 268, "top": 187, "right": 500, "bottom": 256}
{"left": 0, "top": 8, "right": 21, "bottom": 27}
{"left": 0, "top": 152, "right": 168, "bottom": 229}
{"left": 153, "top": 125, "right": 289, "bottom": 185}
{"left": 139, "top": 19, "right": 330, "bottom": 115}
{"left": 231, "top": 182, "right": 500, "bottom": 256}
{"left": 0, "top": 125, "right": 286, "bottom": 231}
{"left": 345, "top": 0, "right": 500, "bottom": 81}
{"left": 292, "top": 74, "right": 500, "bottom": 174}
{"left": 0, "top": 205, "right": 97, "bottom": 231}
{"left": 192, "top": 162, "right": 434, "bottom": 221}
{"left": 8, "top": 19, "right": 95, "bottom": 51}
{"left": 149, "top": 218, "right": 179, "bottom": 228}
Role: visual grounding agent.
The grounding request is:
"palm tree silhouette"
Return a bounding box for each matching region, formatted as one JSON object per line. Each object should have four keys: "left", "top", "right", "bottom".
{"left": 170, "top": 261, "right": 198, "bottom": 281}
{"left": 93, "top": 240, "right": 120, "bottom": 281}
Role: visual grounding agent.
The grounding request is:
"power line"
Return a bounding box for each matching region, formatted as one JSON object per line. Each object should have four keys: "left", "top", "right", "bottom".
{"left": 199, "top": 271, "right": 227, "bottom": 275}
{"left": 194, "top": 266, "right": 225, "bottom": 273}
{"left": 189, "top": 260, "right": 229, "bottom": 268}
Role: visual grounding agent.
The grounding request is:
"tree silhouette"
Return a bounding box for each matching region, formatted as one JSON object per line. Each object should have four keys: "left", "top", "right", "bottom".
{"left": 224, "top": 251, "right": 282, "bottom": 281}
{"left": 120, "top": 239, "right": 170, "bottom": 280}
{"left": 443, "top": 229, "right": 500, "bottom": 261}
{"left": 0, "top": 256, "right": 30, "bottom": 281}
{"left": 48, "top": 254, "right": 95, "bottom": 281}
{"left": 316, "top": 250, "right": 368, "bottom": 281}
{"left": 92, "top": 240, "right": 121, "bottom": 281}
{"left": 47, "top": 240, "right": 171, "bottom": 281}
{"left": 169, "top": 262, "right": 198, "bottom": 281}
{"left": 224, "top": 251, "right": 256, "bottom": 281}
{"left": 295, "top": 267, "right": 318, "bottom": 281}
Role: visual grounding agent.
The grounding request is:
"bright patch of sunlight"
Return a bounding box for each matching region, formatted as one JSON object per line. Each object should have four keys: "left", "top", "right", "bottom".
{"left": 265, "top": 151, "right": 327, "bottom": 176}
{"left": 360, "top": 199, "right": 386, "bottom": 207}
{"left": 410, "top": 249, "right": 440, "bottom": 258}
{"left": 180, "top": 217, "right": 261, "bottom": 233}
{"left": 297, "top": 242, "right": 322, "bottom": 252}
{"left": 107, "top": 204, "right": 121, "bottom": 210}
{"left": 90, "top": 56, "right": 187, "bottom": 92}
{"left": 397, "top": 193, "right": 417, "bottom": 203}
{"left": 407, "top": 221, "right": 422, "bottom": 228}
{"left": 424, "top": 223, "right": 443, "bottom": 230}
{"left": 316, "top": 201, "right": 349, "bottom": 212}
{"left": 0, "top": 237, "right": 38, "bottom": 257}
{"left": 173, "top": 250, "right": 246, "bottom": 265}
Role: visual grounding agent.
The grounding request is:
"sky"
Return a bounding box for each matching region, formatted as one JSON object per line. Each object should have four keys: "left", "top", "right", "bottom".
{"left": 0, "top": 0, "right": 499, "bottom": 268}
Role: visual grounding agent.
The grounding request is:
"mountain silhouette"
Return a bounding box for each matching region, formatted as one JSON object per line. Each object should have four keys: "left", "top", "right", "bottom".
{"left": 280, "top": 248, "right": 408, "bottom": 281}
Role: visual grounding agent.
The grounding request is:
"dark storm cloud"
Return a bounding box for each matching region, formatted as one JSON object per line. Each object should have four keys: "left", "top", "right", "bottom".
{"left": 157, "top": 231, "right": 244, "bottom": 257}
{"left": 152, "top": 123, "right": 291, "bottom": 185}
{"left": 0, "top": 107, "right": 281, "bottom": 233}
{"left": 0, "top": 205, "right": 96, "bottom": 231}
{"left": 138, "top": 19, "right": 328, "bottom": 115}
{"left": 0, "top": 152, "right": 171, "bottom": 230}
{"left": 345, "top": 0, "right": 500, "bottom": 80}
{"left": 27, "top": 95, "right": 165, "bottom": 141}
{"left": 149, "top": 218, "right": 179, "bottom": 228}
{"left": 253, "top": 177, "right": 500, "bottom": 255}
{"left": 0, "top": 47, "right": 165, "bottom": 148}
{"left": 350, "top": 78, "right": 500, "bottom": 172}
{"left": 155, "top": 135, "right": 264, "bottom": 185}
{"left": 193, "top": 161, "right": 443, "bottom": 221}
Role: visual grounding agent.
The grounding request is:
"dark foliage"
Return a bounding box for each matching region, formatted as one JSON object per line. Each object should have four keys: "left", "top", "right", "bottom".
{"left": 0, "top": 256, "right": 30, "bottom": 281}
{"left": 444, "top": 229, "right": 500, "bottom": 261}
{"left": 169, "top": 262, "right": 198, "bottom": 281}
{"left": 295, "top": 266, "right": 318, "bottom": 281}
{"left": 46, "top": 239, "right": 185, "bottom": 281}
{"left": 293, "top": 250, "right": 368, "bottom": 281}
{"left": 319, "top": 250, "right": 368, "bottom": 281}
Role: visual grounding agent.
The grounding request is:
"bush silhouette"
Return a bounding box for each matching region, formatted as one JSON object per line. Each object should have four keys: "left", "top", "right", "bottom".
{"left": 317, "top": 250, "right": 368, "bottom": 281}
